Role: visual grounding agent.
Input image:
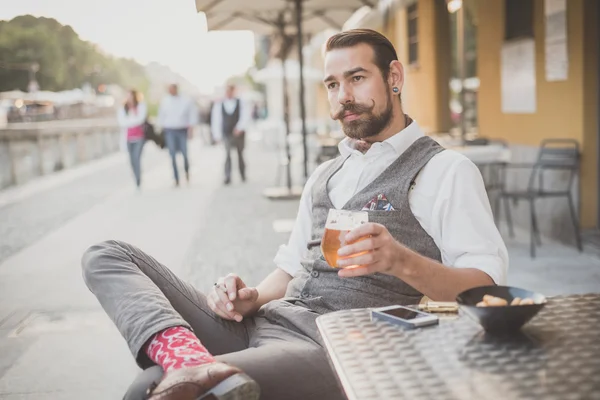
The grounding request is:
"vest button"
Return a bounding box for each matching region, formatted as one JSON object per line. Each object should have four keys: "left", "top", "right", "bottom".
{"left": 301, "top": 291, "right": 309, "bottom": 298}
{"left": 311, "top": 271, "right": 319, "bottom": 278}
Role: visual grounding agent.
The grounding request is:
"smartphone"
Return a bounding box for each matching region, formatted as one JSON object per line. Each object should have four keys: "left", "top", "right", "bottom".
{"left": 371, "top": 305, "right": 439, "bottom": 330}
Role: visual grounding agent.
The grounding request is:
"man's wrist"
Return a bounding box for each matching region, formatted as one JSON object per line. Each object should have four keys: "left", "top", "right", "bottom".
{"left": 252, "top": 289, "right": 265, "bottom": 312}
{"left": 391, "top": 243, "right": 420, "bottom": 279}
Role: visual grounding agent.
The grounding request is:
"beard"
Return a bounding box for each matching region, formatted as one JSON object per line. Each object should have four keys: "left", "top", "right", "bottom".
{"left": 331, "top": 92, "right": 393, "bottom": 140}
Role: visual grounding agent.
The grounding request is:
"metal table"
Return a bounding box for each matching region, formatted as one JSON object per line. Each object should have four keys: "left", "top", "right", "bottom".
{"left": 316, "top": 294, "right": 600, "bottom": 400}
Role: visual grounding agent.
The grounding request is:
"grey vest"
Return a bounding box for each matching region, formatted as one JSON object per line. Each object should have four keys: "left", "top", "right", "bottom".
{"left": 222, "top": 99, "right": 240, "bottom": 137}
{"left": 284, "top": 135, "right": 444, "bottom": 314}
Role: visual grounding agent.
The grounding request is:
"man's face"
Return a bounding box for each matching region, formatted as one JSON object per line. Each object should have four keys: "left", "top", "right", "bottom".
{"left": 168, "top": 85, "right": 178, "bottom": 96}
{"left": 323, "top": 43, "right": 393, "bottom": 140}
{"left": 225, "top": 85, "right": 235, "bottom": 99}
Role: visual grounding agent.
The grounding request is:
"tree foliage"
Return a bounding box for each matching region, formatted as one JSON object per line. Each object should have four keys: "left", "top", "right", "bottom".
{"left": 0, "top": 15, "right": 148, "bottom": 92}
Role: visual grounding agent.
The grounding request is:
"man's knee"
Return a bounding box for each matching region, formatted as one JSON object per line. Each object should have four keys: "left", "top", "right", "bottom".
{"left": 81, "top": 240, "right": 127, "bottom": 287}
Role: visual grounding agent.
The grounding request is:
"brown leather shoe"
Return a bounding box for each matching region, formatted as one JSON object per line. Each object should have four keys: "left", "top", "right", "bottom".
{"left": 147, "top": 362, "right": 260, "bottom": 400}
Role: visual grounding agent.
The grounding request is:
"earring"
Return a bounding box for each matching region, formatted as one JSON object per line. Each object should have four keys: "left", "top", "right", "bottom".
{"left": 392, "top": 87, "right": 399, "bottom": 94}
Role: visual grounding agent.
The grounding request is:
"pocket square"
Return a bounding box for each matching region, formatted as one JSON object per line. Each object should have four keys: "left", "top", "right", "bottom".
{"left": 361, "top": 194, "right": 395, "bottom": 211}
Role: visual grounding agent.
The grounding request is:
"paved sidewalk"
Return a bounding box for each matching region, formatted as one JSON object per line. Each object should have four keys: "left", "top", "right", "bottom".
{"left": 0, "top": 148, "right": 166, "bottom": 264}
{"left": 505, "top": 227, "right": 600, "bottom": 295}
{"left": 0, "top": 130, "right": 598, "bottom": 399}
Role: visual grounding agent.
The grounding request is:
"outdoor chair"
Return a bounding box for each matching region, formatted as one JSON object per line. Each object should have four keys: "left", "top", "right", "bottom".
{"left": 465, "top": 138, "right": 509, "bottom": 216}
{"left": 494, "top": 139, "right": 582, "bottom": 257}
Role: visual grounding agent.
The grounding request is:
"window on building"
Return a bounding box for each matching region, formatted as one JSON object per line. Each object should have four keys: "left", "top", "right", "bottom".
{"left": 505, "top": 0, "right": 534, "bottom": 41}
{"left": 407, "top": 3, "right": 418, "bottom": 65}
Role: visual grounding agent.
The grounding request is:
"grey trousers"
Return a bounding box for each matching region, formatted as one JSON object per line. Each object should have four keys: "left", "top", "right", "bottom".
{"left": 81, "top": 240, "right": 345, "bottom": 400}
{"left": 223, "top": 133, "right": 245, "bottom": 180}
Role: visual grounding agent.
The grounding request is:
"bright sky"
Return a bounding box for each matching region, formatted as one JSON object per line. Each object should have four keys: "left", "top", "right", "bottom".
{"left": 0, "top": 0, "right": 256, "bottom": 94}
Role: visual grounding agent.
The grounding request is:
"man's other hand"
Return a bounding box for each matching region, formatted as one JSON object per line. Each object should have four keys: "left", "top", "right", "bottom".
{"left": 335, "top": 223, "right": 409, "bottom": 278}
{"left": 207, "top": 273, "right": 259, "bottom": 322}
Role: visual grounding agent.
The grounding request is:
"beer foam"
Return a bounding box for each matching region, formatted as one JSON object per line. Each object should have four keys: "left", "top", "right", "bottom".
{"left": 325, "top": 210, "right": 368, "bottom": 231}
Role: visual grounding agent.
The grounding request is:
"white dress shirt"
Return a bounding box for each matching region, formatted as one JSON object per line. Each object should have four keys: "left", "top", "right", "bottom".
{"left": 117, "top": 102, "right": 147, "bottom": 128}
{"left": 210, "top": 98, "right": 251, "bottom": 141}
{"left": 158, "top": 95, "right": 198, "bottom": 129}
{"left": 273, "top": 121, "right": 508, "bottom": 285}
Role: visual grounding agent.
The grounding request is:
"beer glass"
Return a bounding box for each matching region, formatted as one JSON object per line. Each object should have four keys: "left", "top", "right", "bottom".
{"left": 321, "top": 209, "right": 368, "bottom": 268}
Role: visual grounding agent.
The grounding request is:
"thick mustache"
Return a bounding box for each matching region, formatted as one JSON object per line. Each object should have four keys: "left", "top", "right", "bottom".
{"left": 332, "top": 100, "right": 375, "bottom": 121}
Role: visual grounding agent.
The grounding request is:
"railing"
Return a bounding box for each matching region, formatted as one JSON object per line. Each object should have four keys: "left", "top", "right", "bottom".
{"left": 0, "top": 118, "right": 121, "bottom": 190}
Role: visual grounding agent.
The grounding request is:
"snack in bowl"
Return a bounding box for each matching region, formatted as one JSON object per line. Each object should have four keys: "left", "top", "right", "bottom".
{"left": 476, "top": 295, "right": 538, "bottom": 307}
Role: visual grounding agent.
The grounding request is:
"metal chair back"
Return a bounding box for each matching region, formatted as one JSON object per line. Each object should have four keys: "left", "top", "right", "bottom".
{"left": 528, "top": 139, "right": 580, "bottom": 194}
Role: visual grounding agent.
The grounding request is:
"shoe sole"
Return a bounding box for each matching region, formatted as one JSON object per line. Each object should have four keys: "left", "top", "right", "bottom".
{"left": 197, "top": 373, "right": 260, "bottom": 400}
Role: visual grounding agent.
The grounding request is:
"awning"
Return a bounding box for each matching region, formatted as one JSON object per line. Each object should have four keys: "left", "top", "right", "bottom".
{"left": 195, "top": 0, "right": 375, "bottom": 33}
{"left": 342, "top": 0, "right": 417, "bottom": 31}
{"left": 203, "top": 8, "right": 363, "bottom": 34}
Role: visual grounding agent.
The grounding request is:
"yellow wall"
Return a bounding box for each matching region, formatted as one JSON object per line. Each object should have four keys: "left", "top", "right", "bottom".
{"left": 478, "top": 0, "right": 585, "bottom": 144}
{"left": 581, "top": 0, "right": 598, "bottom": 226}
{"left": 477, "top": 0, "right": 598, "bottom": 227}
{"left": 392, "top": 0, "right": 451, "bottom": 133}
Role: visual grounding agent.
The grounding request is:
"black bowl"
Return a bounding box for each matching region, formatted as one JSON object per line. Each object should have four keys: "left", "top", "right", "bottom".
{"left": 456, "top": 286, "right": 547, "bottom": 333}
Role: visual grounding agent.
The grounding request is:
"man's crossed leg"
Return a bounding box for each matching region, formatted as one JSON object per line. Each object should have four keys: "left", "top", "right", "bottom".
{"left": 82, "top": 240, "right": 344, "bottom": 400}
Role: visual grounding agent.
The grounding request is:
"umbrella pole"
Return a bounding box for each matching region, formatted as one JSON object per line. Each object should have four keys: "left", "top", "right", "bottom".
{"left": 295, "top": 0, "right": 309, "bottom": 182}
{"left": 264, "top": 26, "right": 302, "bottom": 200}
{"left": 282, "top": 52, "right": 293, "bottom": 191}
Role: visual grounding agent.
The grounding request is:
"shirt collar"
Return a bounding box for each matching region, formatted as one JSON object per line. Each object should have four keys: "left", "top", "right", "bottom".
{"left": 337, "top": 120, "right": 425, "bottom": 158}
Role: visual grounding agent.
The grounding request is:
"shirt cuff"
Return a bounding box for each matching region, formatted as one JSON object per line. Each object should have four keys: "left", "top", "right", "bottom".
{"left": 452, "top": 254, "right": 506, "bottom": 285}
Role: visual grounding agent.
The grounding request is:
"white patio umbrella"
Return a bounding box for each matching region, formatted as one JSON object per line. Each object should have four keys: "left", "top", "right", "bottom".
{"left": 195, "top": 0, "right": 372, "bottom": 197}
{"left": 252, "top": 60, "right": 324, "bottom": 83}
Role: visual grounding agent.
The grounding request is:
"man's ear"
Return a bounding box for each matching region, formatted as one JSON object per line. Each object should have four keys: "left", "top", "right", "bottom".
{"left": 388, "top": 60, "right": 404, "bottom": 94}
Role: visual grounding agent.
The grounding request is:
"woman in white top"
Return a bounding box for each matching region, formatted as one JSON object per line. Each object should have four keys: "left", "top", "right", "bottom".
{"left": 117, "top": 90, "right": 147, "bottom": 188}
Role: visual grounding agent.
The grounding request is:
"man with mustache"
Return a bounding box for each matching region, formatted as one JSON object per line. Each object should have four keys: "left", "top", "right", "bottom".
{"left": 82, "top": 29, "right": 507, "bottom": 400}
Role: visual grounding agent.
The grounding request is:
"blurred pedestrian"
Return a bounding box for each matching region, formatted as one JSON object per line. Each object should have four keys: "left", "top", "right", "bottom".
{"left": 117, "top": 90, "right": 147, "bottom": 189}
{"left": 211, "top": 84, "right": 251, "bottom": 185}
{"left": 158, "top": 84, "right": 198, "bottom": 186}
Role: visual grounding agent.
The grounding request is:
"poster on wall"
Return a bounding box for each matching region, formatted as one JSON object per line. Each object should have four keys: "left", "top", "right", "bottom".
{"left": 545, "top": 0, "right": 568, "bottom": 81}
{"left": 501, "top": 39, "right": 537, "bottom": 114}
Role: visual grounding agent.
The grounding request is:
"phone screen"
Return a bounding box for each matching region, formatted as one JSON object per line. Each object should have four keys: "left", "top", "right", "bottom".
{"left": 380, "top": 307, "right": 423, "bottom": 320}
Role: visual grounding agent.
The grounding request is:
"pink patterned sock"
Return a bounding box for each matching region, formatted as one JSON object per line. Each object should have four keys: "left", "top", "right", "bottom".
{"left": 144, "top": 326, "right": 216, "bottom": 372}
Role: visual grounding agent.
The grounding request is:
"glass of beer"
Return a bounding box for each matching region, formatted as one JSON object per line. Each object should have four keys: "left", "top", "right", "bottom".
{"left": 321, "top": 209, "right": 369, "bottom": 268}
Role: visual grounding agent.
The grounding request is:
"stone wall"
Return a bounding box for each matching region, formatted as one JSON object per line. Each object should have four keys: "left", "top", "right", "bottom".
{"left": 0, "top": 119, "right": 121, "bottom": 190}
